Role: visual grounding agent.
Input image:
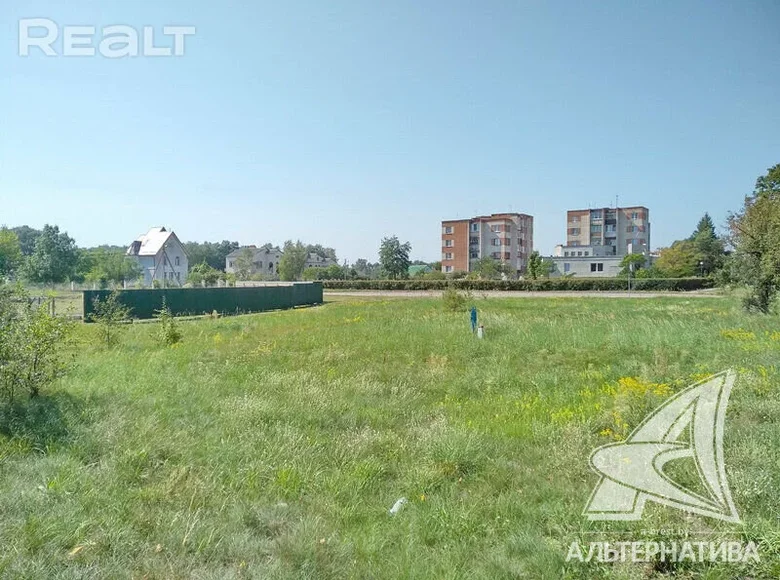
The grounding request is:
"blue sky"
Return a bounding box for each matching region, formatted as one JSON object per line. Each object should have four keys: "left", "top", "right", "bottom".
{"left": 2, "top": 1, "right": 778, "bottom": 262}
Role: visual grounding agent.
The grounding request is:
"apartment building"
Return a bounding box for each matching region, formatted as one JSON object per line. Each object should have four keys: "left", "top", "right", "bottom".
{"left": 563, "top": 206, "right": 650, "bottom": 256}
{"left": 551, "top": 206, "right": 650, "bottom": 277}
{"left": 441, "top": 213, "right": 534, "bottom": 275}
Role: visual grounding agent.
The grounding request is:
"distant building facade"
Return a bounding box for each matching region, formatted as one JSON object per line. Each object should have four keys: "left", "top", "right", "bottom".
{"left": 126, "top": 227, "right": 188, "bottom": 287}
{"left": 441, "top": 213, "right": 534, "bottom": 275}
{"left": 304, "top": 253, "right": 338, "bottom": 270}
{"left": 551, "top": 206, "right": 650, "bottom": 277}
{"left": 225, "top": 246, "right": 283, "bottom": 277}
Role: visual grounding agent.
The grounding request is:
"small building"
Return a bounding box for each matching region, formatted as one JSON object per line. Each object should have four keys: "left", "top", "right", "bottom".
{"left": 304, "top": 253, "right": 338, "bottom": 270}
{"left": 126, "top": 227, "right": 188, "bottom": 287}
{"left": 225, "top": 246, "right": 284, "bottom": 277}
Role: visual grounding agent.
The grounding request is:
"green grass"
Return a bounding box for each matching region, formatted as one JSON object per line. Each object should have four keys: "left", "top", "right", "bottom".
{"left": 1, "top": 296, "right": 779, "bottom": 578}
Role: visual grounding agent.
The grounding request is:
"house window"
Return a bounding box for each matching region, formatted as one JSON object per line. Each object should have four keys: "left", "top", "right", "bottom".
{"left": 631, "top": 212, "right": 639, "bottom": 220}
{"left": 568, "top": 228, "right": 580, "bottom": 235}
{"left": 490, "top": 224, "right": 502, "bottom": 233}
{"left": 591, "top": 263, "right": 604, "bottom": 272}
{"left": 564, "top": 263, "right": 570, "bottom": 273}
{"left": 269, "top": 262, "right": 273, "bottom": 270}
{"left": 228, "top": 261, "right": 233, "bottom": 268}
{"left": 175, "top": 256, "right": 180, "bottom": 266}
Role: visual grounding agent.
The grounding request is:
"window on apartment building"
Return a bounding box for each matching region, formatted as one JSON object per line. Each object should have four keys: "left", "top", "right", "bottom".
{"left": 564, "top": 263, "right": 571, "bottom": 273}
{"left": 631, "top": 212, "right": 639, "bottom": 220}
{"left": 564, "top": 251, "right": 569, "bottom": 257}
{"left": 490, "top": 224, "right": 501, "bottom": 232}
{"left": 590, "top": 263, "right": 604, "bottom": 272}
{"left": 469, "top": 237, "right": 479, "bottom": 245}
{"left": 444, "top": 239, "right": 453, "bottom": 247}
{"left": 471, "top": 223, "right": 479, "bottom": 232}
{"left": 590, "top": 210, "right": 602, "bottom": 220}
{"left": 444, "top": 265, "right": 453, "bottom": 273}
{"left": 470, "top": 251, "right": 478, "bottom": 259}
{"left": 584, "top": 251, "right": 589, "bottom": 256}
{"left": 591, "top": 225, "right": 602, "bottom": 232}
{"left": 443, "top": 226, "right": 453, "bottom": 234}
{"left": 577, "top": 251, "right": 583, "bottom": 256}
{"left": 518, "top": 238, "right": 524, "bottom": 245}
{"left": 491, "top": 238, "right": 500, "bottom": 246}
{"left": 444, "top": 253, "right": 453, "bottom": 260}
{"left": 570, "top": 216, "right": 580, "bottom": 223}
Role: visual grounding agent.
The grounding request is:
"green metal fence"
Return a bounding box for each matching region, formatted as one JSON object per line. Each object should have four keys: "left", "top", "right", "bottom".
{"left": 83, "top": 283, "right": 323, "bottom": 321}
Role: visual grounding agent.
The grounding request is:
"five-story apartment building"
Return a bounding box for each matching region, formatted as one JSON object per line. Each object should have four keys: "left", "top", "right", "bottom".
{"left": 441, "top": 213, "right": 534, "bottom": 275}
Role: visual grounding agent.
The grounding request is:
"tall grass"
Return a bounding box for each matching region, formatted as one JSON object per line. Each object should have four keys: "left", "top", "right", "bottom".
{"left": 0, "top": 296, "right": 777, "bottom": 578}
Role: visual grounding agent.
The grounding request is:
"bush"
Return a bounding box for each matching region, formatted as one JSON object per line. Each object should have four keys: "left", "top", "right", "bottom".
{"left": 0, "top": 285, "right": 73, "bottom": 402}
{"left": 90, "top": 291, "right": 132, "bottom": 346}
{"left": 321, "top": 278, "right": 714, "bottom": 292}
{"left": 442, "top": 288, "right": 467, "bottom": 312}
{"left": 155, "top": 299, "right": 182, "bottom": 346}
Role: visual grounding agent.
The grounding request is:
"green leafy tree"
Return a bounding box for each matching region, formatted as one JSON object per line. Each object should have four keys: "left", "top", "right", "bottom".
{"left": 728, "top": 164, "right": 780, "bottom": 313}
{"left": 654, "top": 240, "right": 699, "bottom": 277}
{"left": 689, "top": 213, "right": 725, "bottom": 275}
{"left": 187, "top": 262, "right": 223, "bottom": 286}
{"left": 22, "top": 225, "right": 79, "bottom": 285}
{"left": 183, "top": 240, "right": 239, "bottom": 271}
{"left": 0, "top": 227, "right": 22, "bottom": 278}
{"left": 526, "top": 251, "right": 553, "bottom": 280}
{"left": 619, "top": 253, "right": 648, "bottom": 277}
{"left": 11, "top": 226, "right": 41, "bottom": 256}
{"left": 469, "top": 256, "right": 510, "bottom": 279}
{"left": 278, "top": 240, "right": 308, "bottom": 281}
{"left": 84, "top": 248, "right": 142, "bottom": 288}
{"left": 378, "top": 236, "right": 411, "bottom": 279}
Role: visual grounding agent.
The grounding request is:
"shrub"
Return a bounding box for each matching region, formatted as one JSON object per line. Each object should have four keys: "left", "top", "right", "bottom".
{"left": 0, "top": 285, "right": 73, "bottom": 402}
{"left": 442, "top": 288, "right": 467, "bottom": 312}
{"left": 90, "top": 291, "right": 132, "bottom": 346}
{"left": 321, "top": 278, "right": 714, "bottom": 292}
{"left": 155, "top": 299, "right": 182, "bottom": 346}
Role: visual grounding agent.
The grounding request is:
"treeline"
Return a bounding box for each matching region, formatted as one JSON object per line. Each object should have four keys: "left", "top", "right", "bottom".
{"left": 322, "top": 278, "right": 715, "bottom": 292}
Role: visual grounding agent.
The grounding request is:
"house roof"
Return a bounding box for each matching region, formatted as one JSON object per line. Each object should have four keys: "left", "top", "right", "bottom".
{"left": 127, "top": 227, "right": 179, "bottom": 257}
{"left": 226, "top": 246, "right": 283, "bottom": 260}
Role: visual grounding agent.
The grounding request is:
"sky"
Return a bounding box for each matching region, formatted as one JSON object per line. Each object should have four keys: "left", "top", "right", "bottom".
{"left": 1, "top": 1, "right": 778, "bottom": 262}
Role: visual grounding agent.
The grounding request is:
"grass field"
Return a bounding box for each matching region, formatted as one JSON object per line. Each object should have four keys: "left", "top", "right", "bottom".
{"left": 1, "top": 295, "right": 778, "bottom": 578}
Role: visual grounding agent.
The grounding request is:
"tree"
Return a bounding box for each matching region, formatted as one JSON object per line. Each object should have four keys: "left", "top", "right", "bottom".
{"left": 619, "top": 253, "right": 647, "bottom": 277}
{"left": 352, "top": 259, "right": 381, "bottom": 279}
{"left": 183, "top": 240, "right": 239, "bottom": 271}
{"left": 84, "top": 248, "right": 141, "bottom": 288}
{"left": 379, "top": 236, "right": 411, "bottom": 279}
{"left": 0, "top": 227, "right": 22, "bottom": 278}
{"left": 11, "top": 226, "right": 41, "bottom": 256}
{"left": 187, "top": 262, "right": 222, "bottom": 286}
{"left": 278, "top": 240, "right": 308, "bottom": 281}
{"left": 470, "top": 256, "right": 509, "bottom": 279}
{"left": 689, "top": 213, "right": 725, "bottom": 275}
{"left": 654, "top": 240, "right": 699, "bottom": 277}
{"left": 526, "top": 251, "right": 543, "bottom": 280}
{"left": 728, "top": 164, "right": 780, "bottom": 313}
{"left": 22, "top": 225, "right": 79, "bottom": 285}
